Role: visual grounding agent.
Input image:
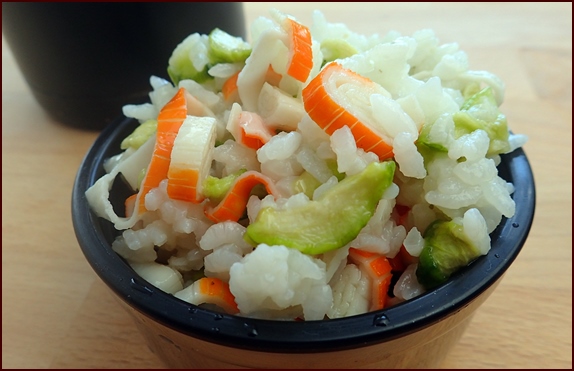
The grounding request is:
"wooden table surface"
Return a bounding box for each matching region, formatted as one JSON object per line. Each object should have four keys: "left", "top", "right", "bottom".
{"left": 2, "top": 2, "right": 571, "bottom": 369}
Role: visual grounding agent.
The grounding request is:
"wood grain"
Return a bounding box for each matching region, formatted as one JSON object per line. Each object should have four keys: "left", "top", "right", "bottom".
{"left": 2, "top": 2, "right": 571, "bottom": 369}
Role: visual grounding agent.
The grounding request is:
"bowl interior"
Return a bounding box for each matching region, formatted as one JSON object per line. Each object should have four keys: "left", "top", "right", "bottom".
{"left": 72, "top": 115, "right": 536, "bottom": 353}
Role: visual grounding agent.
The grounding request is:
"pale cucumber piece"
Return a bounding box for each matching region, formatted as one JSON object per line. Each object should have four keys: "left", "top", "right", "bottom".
{"left": 245, "top": 161, "right": 396, "bottom": 255}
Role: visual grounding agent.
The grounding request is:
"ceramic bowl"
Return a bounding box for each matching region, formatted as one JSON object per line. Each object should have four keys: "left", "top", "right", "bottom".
{"left": 72, "top": 115, "right": 535, "bottom": 368}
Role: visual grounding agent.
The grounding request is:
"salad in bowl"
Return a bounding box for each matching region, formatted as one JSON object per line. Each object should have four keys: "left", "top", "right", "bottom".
{"left": 84, "top": 8, "right": 528, "bottom": 321}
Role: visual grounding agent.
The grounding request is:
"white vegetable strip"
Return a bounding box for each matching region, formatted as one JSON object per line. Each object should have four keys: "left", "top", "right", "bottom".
{"left": 237, "top": 25, "right": 286, "bottom": 111}
{"left": 85, "top": 135, "right": 155, "bottom": 230}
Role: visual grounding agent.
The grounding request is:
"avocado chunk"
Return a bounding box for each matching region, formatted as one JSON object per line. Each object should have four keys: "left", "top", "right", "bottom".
{"left": 208, "top": 28, "right": 252, "bottom": 64}
{"left": 453, "top": 86, "right": 510, "bottom": 156}
{"left": 320, "top": 38, "right": 358, "bottom": 63}
{"left": 120, "top": 119, "right": 157, "bottom": 150}
{"left": 167, "top": 33, "right": 211, "bottom": 85}
{"left": 245, "top": 161, "right": 396, "bottom": 255}
{"left": 416, "top": 119, "right": 449, "bottom": 154}
{"left": 416, "top": 219, "right": 482, "bottom": 289}
{"left": 292, "top": 171, "right": 322, "bottom": 199}
{"left": 417, "top": 87, "right": 510, "bottom": 161}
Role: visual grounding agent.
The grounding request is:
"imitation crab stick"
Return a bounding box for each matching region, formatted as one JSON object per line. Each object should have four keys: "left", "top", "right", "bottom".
{"left": 237, "top": 14, "right": 313, "bottom": 111}
{"left": 226, "top": 103, "right": 275, "bottom": 150}
{"left": 136, "top": 87, "right": 188, "bottom": 213}
{"left": 175, "top": 277, "right": 239, "bottom": 314}
{"left": 348, "top": 247, "right": 393, "bottom": 311}
{"left": 236, "top": 111, "right": 274, "bottom": 150}
{"left": 167, "top": 115, "right": 217, "bottom": 203}
{"left": 222, "top": 70, "right": 241, "bottom": 103}
{"left": 283, "top": 17, "right": 313, "bottom": 83}
{"left": 205, "top": 170, "right": 280, "bottom": 223}
{"left": 302, "top": 62, "right": 395, "bottom": 161}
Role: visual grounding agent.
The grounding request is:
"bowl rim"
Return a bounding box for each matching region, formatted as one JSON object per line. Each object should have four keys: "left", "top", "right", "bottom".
{"left": 72, "top": 115, "right": 536, "bottom": 353}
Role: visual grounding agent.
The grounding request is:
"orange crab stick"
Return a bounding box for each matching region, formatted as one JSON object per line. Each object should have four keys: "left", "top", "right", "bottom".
{"left": 182, "top": 277, "right": 239, "bottom": 315}
{"left": 302, "top": 62, "right": 395, "bottom": 161}
{"left": 283, "top": 17, "right": 313, "bottom": 83}
{"left": 227, "top": 103, "right": 275, "bottom": 150}
{"left": 136, "top": 87, "right": 188, "bottom": 213}
{"left": 222, "top": 70, "right": 241, "bottom": 103}
{"left": 205, "top": 170, "right": 279, "bottom": 223}
{"left": 349, "top": 247, "right": 393, "bottom": 311}
{"left": 167, "top": 115, "right": 217, "bottom": 203}
{"left": 237, "top": 111, "right": 274, "bottom": 150}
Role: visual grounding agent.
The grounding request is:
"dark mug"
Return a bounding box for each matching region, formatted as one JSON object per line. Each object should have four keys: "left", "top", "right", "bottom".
{"left": 2, "top": 2, "right": 246, "bottom": 130}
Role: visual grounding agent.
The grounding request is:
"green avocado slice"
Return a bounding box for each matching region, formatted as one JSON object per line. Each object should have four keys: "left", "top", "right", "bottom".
{"left": 208, "top": 28, "right": 251, "bottom": 64}
{"left": 120, "top": 119, "right": 157, "bottom": 150}
{"left": 416, "top": 219, "right": 482, "bottom": 289}
{"left": 320, "top": 38, "right": 358, "bottom": 63}
{"left": 416, "top": 86, "right": 511, "bottom": 162}
{"left": 167, "top": 34, "right": 211, "bottom": 85}
{"left": 452, "top": 86, "right": 510, "bottom": 156}
{"left": 245, "top": 161, "right": 396, "bottom": 255}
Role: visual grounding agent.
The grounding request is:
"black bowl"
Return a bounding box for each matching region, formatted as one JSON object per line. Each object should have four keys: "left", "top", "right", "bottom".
{"left": 72, "top": 115, "right": 536, "bottom": 368}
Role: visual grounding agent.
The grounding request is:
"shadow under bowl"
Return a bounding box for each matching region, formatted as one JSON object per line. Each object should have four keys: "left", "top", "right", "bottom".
{"left": 72, "top": 115, "right": 536, "bottom": 368}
